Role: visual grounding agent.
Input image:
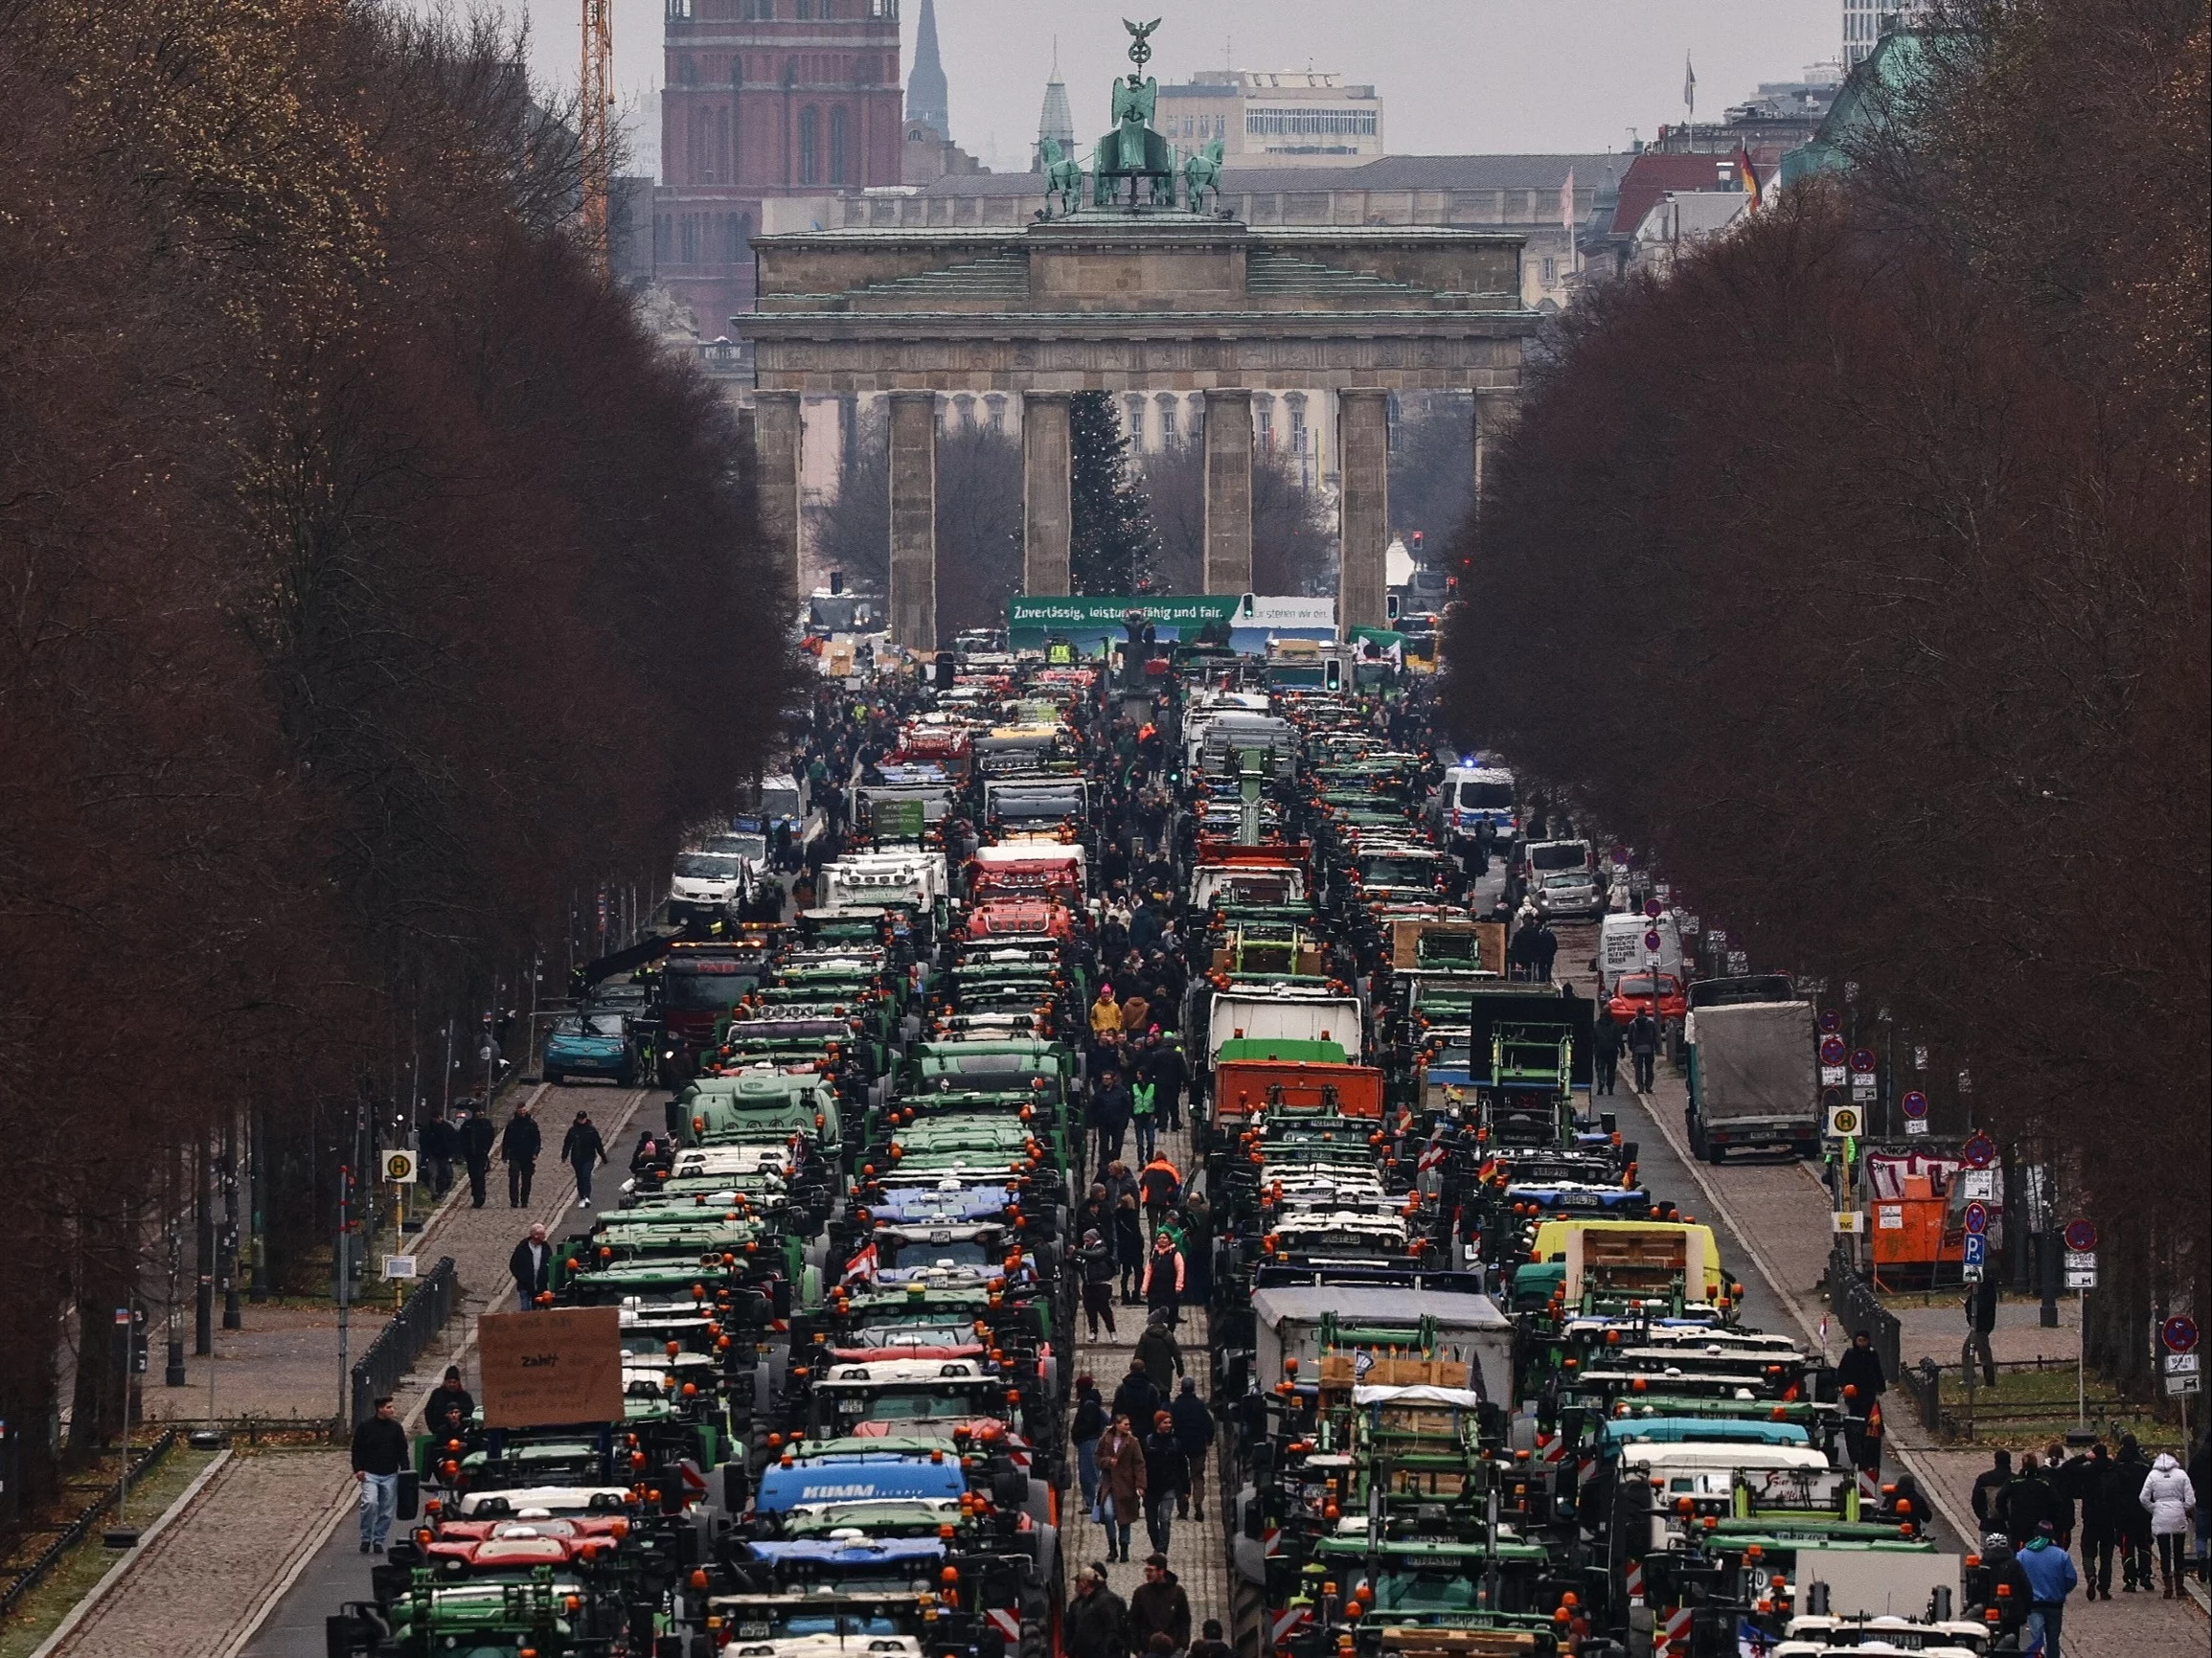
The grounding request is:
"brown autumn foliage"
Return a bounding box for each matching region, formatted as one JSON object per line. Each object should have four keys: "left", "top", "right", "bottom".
{"left": 0, "top": 0, "right": 797, "bottom": 1502}
{"left": 1443, "top": 0, "right": 2208, "bottom": 1391}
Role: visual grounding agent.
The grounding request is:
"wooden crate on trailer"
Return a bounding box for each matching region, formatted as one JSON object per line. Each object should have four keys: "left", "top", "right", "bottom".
{"left": 1378, "top": 1628, "right": 1539, "bottom": 1656}
{"left": 1319, "top": 1354, "right": 1463, "bottom": 1390}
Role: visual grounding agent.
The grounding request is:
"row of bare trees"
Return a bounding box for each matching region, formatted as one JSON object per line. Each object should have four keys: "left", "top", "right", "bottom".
{"left": 1442, "top": 0, "right": 2207, "bottom": 1391}
{"left": 0, "top": 0, "right": 796, "bottom": 1503}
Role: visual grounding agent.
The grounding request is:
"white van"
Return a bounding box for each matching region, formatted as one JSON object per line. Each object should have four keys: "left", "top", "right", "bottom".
{"left": 1599, "top": 911, "right": 1682, "bottom": 994}
{"left": 1429, "top": 764, "right": 1517, "bottom": 852}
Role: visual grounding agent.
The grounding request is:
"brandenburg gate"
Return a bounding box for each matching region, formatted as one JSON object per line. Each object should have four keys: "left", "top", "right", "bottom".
{"left": 743, "top": 24, "right": 1533, "bottom": 648}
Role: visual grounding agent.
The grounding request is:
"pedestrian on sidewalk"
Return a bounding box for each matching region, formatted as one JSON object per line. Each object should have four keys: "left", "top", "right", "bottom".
{"left": 460, "top": 1106, "right": 497, "bottom": 1208}
{"left": 1129, "top": 1074, "right": 1158, "bottom": 1164}
{"left": 1112, "top": 1363, "right": 1162, "bottom": 1435}
{"left": 1127, "top": 1555, "right": 1191, "bottom": 1654}
{"left": 1144, "top": 1035, "right": 1185, "bottom": 1133}
{"left": 419, "top": 1111, "right": 456, "bottom": 1198}
{"left": 509, "top": 1222, "right": 553, "bottom": 1310}
{"left": 1972, "top": 1448, "right": 2013, "bottom": 1532}
{"left": 1073, "top": 1376, "right": 1107, "bottom": 1515}
{"left": 2139, "top": 1452, "right": 2197, "bottom": 1598}
{"left": 2075, "top": 1442, "right": 2116, "bottom": 1598}
{"left": 2016, "top": 1518, "right": 2078, "bottom": 1653}
{"left": 1963, "top": 1276, "right": 2000, "bottom": 1388}
{"left": 426, "top": 1364, "right": 474, "bottom": 1429}
{"left": 1141, "top": 1233, "right": 1185, "bottom": 1327}
{"left": 1097, "top": 1414, "right": 1147, "bottom": 1562}
{"left": 561, "top": 1110, "right": 607, "bottom": 1209}
{"left": 1134, "top": 1313, "right": 1183, "bottom": 1393}
{"left": 2109, "top": 1436, "right": 2154, "bottom": 1590}
{"left": 1141, "top": 1415, "right": 1187, "bottom": 1556}
{"left": 1114, "top": 1193, "right": 1145, "bottom": 1304}
{"left": 1169, "top": 1378, "right": 1212, "bottom": 1521}
{"left": 1535, "top": 922, "right": 1558, "bottom": 983}
{"left": 1627, "top": 1011, "right": 1660, "bottom": 1092}
{"left": 1092, "top": 1071, "right": 1132, "bottom": 1170}
{"left": 1067, "top": 1566, "right": 1129, "bottom": 1658}
{"left": 1079, "top": 1230, "right": 1118, "bottom": 1340}
{"left": 1593, "top": 1016, "right": 1621, "bottom": 1096}
{"left": 351, "top": 1396, "right": 408, "bottom": 1555}
{"left": 500, "top": 1102, "right": 540, "bottom": 1208}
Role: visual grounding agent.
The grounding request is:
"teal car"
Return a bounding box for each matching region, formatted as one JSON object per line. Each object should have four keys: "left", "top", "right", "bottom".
{"left": 543, "top": 1011, "right": 637, "bottom": 1087}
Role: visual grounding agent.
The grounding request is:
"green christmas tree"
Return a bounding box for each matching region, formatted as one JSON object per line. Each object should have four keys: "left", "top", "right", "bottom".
{"left": 1068, "top": 391, "right": 1156, "bottom": 595}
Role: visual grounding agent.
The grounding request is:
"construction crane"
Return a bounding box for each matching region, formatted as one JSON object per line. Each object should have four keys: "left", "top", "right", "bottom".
{"left": 579, "top": 0, "right": 614, "bottom": 272}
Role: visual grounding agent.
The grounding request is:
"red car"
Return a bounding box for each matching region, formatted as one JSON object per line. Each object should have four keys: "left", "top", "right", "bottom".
{"left": 1607, "top": 972, "right": 1688, "bottom": 1025}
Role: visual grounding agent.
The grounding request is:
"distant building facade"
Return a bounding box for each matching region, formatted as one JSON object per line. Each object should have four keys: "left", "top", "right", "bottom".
{"left": 654, "top": 0, "right": 907, "bottom": 334}
{"left": 1156, "top": 70, "right": 1383, "bottom": 168}
{"left": 904, "top": 0, "right": 948, "bottom": 136}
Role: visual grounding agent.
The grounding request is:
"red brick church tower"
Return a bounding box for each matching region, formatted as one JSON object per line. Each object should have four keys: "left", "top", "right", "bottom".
{"left": 656, "top": 0, "right": 906, "bottom": 334}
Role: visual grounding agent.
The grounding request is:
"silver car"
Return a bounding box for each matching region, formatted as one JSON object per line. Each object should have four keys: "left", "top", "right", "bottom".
{"left": 1535, "top": 869, "right": 1606, "bottom": 921}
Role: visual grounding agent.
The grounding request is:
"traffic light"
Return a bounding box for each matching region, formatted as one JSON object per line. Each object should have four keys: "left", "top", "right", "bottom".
{"left": 934, "top": 650, "right": 955, "bottom": 690}
{"left": 1324, "top": 656, "right": 1343, "bottom": 693}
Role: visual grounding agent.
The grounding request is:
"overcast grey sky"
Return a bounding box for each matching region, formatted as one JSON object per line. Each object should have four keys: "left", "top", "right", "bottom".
{"left": 525, "top": 0, "right": 1843, "bottom": 171}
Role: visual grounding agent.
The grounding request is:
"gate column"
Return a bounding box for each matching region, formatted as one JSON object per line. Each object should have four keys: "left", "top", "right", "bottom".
{"left": 887, "top": 390, "right": 938, "bottom": 649}
{"left": 753, "top": 391, "right": 804, "bottom": 601}
{"left": 1021, "top": 392, "right": 1073, "bottom": 596}
{"left": 1337, "top": 389, "right": 1389, "bottom": 633}
{"left": 1201, "top": 388, "right": 1253, "bottom": 596}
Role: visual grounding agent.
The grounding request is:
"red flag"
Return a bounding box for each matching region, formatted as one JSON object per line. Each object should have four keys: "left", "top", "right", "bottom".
{"left": 841, "top": 1240, "right": 879, "bottom": 1283}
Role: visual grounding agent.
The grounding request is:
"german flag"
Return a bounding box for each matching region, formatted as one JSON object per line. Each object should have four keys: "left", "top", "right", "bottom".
{"left": 1736, "top": 146, "right": 1764, "bottom": 212}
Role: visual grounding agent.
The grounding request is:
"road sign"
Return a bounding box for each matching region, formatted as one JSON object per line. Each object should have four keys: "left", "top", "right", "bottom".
{"left": 1905, "top": 1117, "right": 1929, "bottom": 1137}
{"left": 1832, "top": 1211, "right": 1862, "bottom": 1234}
{"left": 2064, "top": 1249, "right": 2096, "bottom": 1272}
{"left": 1644, "top": 930, "right": 1663, "bottom": 951}
{"left": 2066, "top": 1267, "right": 2099, "bottom": 1289}
{"left": 1826, "top": 1103, "right": 1863, "bottom": 1139}
{"left": 1818, "top": 1011, "right": 1841, "bottom": 1034}
{"left": 381, "top": 1149, "right": 419, "bottom": 1185}
{"left": 1962, "top": 1133, "right": 1996, "bottom": 1170}
{"left": 382, "top": 1255, "right": 418, "bottom": 1281}
{"left": 1820, "top": 1036, "right": 1847, "bottom": 1065}
{"left": 2166, "top": 1351, "right": 2201, "bottom": 1375}
{"left": 1726, "top": 951, "right": 1748, "bottom": 973}
{"left": 2163, "top": 1316, "right": 2200, "bottom": 1353}
{"left": 1682, "top": 915, "right": 1700, "bottom": 935}
{"left": 1850, "top": 1048, "right": 1876, "bottom": 1074}
{"left": 1962, "top": 1235, "right": 1987, "bottom": 1270}
{"left": 1643, "top": 898, "right": 1663, "bottom": 919}
{"left": 1852, "top": 1078, "right": 1877, "bottom": 1102}
{"left": 1901, "top": 1090, "right": 1928, "bottom": 1119}
{"left": 1963, "top": 1201, "right": 1989, "bottom": 1237}
{"left": 2167, "top": 1373, "right": 2201, "bottom": 1396}
{"left": 1821, "top": 1065, "right": 1847, "bottom": 1086}
{"left": 1844, "top": 980, "right": 1860, "bottom": 1003}
{"left": 1963, "top": 1261, "right": 1985, "bottom": 1283}
{"left": 2064, "top": 1219, "right": 2097, "bottom": 1252}
{"left": 1960, "top": 1169, "right": 1997, "bottom": 1201}
{"left": 1913, "top": 1044, "right": 1929, "bottom": 1071}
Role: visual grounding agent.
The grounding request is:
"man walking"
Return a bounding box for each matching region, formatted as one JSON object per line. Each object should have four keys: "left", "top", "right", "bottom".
{"left": 500, "top": 1102, "right": 540, "bottom": 1209}
{"left": 351, "top": 1396, "right": 409, "bottom": 1555}
{"left": 1091, "top": 1071, "right": 1132, "bottom": 1170}
{"left": 2016, "top": 1518, "right": 2078, "bottom": 1654}
{"left": 1170, "top": 1377, "right": 1212, "bottom": 1521}
{"left": 1127, "top": 1556, "right": 1191, "bottom": 1656}
{"left": 2075, "top": 1442, "right": 2117, "bottom": 1598}
{"left": 419, "top": 1111, "right": 456, "bottom": 1199}
{"left": 1593, "top": 1015, "right": 1621, "bottom": 1097}
{"left": 509, "top": 1221, "right": 552, "bottom": 1310}
{"left": 1964, "top": 1275, "right": 1999, "bottom": 1389}
{"left": 1067, "top": 1565, "right": 1129, "bottom": 1658}
{"left": 560, "top": 1109, "right": 606, "bottom": 1209}
{"left": 460, "top": 1106, "right": 497, "bottom": 1208}
{"left": 1141, "top": 1417, "right": 1188, "bottom": 1556}
{"left": 1627, "top": 1011, "right": 1660, "bottom": 1093}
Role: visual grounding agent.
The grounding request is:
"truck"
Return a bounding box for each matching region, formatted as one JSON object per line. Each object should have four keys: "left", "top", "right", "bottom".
{"left": 1684, "top": 998, "right": 1819, "bottom": 1162}
{"left": 1199, "top": 984, "right": 1362, "bottom": 1071}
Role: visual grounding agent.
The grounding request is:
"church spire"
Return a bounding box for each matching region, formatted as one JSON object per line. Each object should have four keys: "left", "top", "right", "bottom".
{"left": 1033, "top": 34, "right": 1073, "bottom": 170}
{"left": 906, "top": 0, "right": 950, "bottom": 139}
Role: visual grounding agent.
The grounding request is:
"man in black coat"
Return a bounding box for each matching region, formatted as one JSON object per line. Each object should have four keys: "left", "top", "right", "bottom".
{"left": 509, "top": 1222, "right": 553, "bottom": 1310}
{"left": 1066, "top": 1566, "right": 1129, "bottom": 1658}
{"left": 350, "top": 1396, "right": 410, "bottom": 1554}
{"left": 1169, "top": 1377, "right": 1213, "bottom": 1521}
{"left": 1111, "top": 1360, "right": 1161, "bottom": 1434}
{"left": 419, "top": 1113, "right": 456, "bottom": 1199}
{"left": 500, "top": 1103, "right": 540, "bottom": 1208}
{"left": 1972, "top": 1447, "right": 2015, "bottom": 1531}
{"left": 1091, "top": 1073, "right": 1132, "bottom": 1169}
{"left": 1593, "top": 1016, "right": 1623, "bottom": 1096}
{"left": 559, "top": 1111, "right": 606, "bottom": 1209}
{"left": 459, "top": 1107, "right": 497, "bottom": 1208}
{"left": 1142, "top": 1037, "right": 1186, "bottom": 1135}
{"left": 1627, "top": 1011, "right": 1661, "bottom": 1092}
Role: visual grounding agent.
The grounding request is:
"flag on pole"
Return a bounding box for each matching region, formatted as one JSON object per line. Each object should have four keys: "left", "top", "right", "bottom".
{"left": 1735, "top": 147, "right": 1763, "bottom": 211}
{"left": 1683, "top": 54, "right": 1697, "bottom": 122}
{"left": 841, "top": 1240, "right": 879, "bottom": 1283}
{"left": 1561, "top": 168, "right": 1576, "bottom": 231}
{"left": 1417, "top": 1124, "right": 1449, "bottom": 1173}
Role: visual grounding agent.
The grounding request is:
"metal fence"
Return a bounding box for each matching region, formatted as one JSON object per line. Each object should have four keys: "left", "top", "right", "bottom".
{"left": 1826, "top": 1239, "right": 1903, "bottom": 1389}
{"left": 0, "top": 1428, "right": 177, "bottom": 1620}
{"left": 349, "top": 1256, "right": 458, "bottom": 1426}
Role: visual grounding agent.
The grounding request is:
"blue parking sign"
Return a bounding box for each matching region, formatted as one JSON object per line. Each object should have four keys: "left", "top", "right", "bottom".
{"left": 1962, "top": 1235, "right": 1987, "bottom": 1268}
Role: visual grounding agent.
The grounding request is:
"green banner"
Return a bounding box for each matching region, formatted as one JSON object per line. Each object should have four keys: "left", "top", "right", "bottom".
{"left": 871, "top": 799, "right": 925, "bottom": 838}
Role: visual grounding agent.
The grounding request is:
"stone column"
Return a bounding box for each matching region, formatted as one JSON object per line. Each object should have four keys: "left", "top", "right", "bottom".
{"left": 1336, "top": 389, "right": 1389, "bottom": 634}
{"left": 1021, "top": 392, "right": 1073, "bottom": 597}
{"left": 1201, "top": 388, "right": 1253, "bottom": 596}
{"left": 886, "top": 390, "right": 938, "bottom": 649}
{"left": 1472, "top": 389, "right": 1518, "bottom": 532}
{"left": 752, "top": 391, "right": 804, "bottom": 600}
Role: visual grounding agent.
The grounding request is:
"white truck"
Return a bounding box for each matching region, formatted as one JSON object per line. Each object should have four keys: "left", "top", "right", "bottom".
{"left": 1200, "top": 984, "right": 1362, "bottom": 1069}
{"left": 1684, "top": 998, "right": 1820, "bottom": 1162}
{"left": 819, "top": 852, "right": 949, "bottom": 936}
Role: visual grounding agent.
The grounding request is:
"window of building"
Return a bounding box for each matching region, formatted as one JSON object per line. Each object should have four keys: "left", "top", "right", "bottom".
{"left": 1541, "top": 256, "right": 1557, "bottom": 284}
{"left": 1256, "top": 394, "right": 1275, "bottom": 449}
{"left": 1286, "top": 394, "right": 1308, "bottom": 454}
{"left": 829, "top": 105, "right": 850, "bottom": 184}
{"left": 986, "top": 396, "right": 1006, "bottom": 434}
{"left": 796, "top": 0, "right": 812, "bottom": 16}
{"left": 798, "top": 104, "right": 820, "bottom": 183}
{"left": 665, "top": 0, "right": 692, "bottom": 19}
{"left": 1156, "top": 397, "right": 1178, "bottom": 447}
{"left": 654, "top": 214, "right": 672, "bottom": 261}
